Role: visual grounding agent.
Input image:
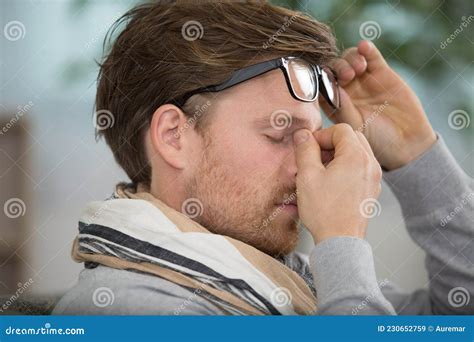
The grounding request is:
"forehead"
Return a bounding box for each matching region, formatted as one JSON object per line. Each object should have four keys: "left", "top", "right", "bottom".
{"left": 210, "top": 66, "right": 321, "bottom": 131}
{"left": 251, "top": 70, "right": 320, "bottom": 131}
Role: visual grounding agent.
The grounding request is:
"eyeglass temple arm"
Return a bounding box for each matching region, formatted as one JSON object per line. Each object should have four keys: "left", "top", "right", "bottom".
{"left": 172, "top": 58, "right": 284, "bottom": 107}
{"left": 207, "top": 58, "right": 283, "bottom": 92}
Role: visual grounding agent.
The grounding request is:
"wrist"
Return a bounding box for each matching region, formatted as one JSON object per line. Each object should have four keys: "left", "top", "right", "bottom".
{"left": 383, "top": 130, "right": 437, "bottom": 170}
{"left": 311, "top": 229, "right": 367, "bottom": 245}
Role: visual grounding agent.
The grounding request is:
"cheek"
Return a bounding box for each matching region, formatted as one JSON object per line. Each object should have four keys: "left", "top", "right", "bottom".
{"left": 218, "top": 130, "right": 284, "bottom": 180}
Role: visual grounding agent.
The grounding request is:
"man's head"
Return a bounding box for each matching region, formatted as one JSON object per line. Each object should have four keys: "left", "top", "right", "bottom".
{"left": 96, "top": 0, "right": 338, "bottom": 257}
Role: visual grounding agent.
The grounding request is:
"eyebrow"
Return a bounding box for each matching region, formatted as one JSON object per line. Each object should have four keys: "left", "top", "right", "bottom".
{"left": 253, "top": 115, "right": 321, "bottom": 131}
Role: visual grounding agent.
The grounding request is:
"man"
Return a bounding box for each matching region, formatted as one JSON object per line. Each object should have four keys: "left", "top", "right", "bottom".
{"left": 54, "top": 0, "right": 473, "bottom": 315}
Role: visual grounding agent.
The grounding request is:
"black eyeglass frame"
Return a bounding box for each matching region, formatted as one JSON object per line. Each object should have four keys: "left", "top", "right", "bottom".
{"left": 170, "top": 56, "right": 340, "bottom": 110}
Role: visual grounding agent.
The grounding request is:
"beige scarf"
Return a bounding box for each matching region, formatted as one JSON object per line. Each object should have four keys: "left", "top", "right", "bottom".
{"left": 72, "top": 183, "right": 317, "bottom": 315}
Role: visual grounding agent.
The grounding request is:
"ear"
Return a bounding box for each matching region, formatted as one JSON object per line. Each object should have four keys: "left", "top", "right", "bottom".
{"left": 148, "top": 104, "right": 190, "bottom": 170}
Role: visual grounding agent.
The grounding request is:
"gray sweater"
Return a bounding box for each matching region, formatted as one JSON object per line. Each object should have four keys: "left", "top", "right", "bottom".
{"left": 53, "top": 134, "right": 473, "bottom": 315}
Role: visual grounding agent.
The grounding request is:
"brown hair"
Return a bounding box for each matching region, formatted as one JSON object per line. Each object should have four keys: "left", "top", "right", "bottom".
{"left": 95, "top": 0, "right": 338, "bottom": 185}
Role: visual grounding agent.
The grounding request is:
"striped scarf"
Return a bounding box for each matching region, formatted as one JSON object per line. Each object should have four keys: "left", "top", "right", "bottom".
{"left": 71, "top": 183, "right": 317, "bottom": 315}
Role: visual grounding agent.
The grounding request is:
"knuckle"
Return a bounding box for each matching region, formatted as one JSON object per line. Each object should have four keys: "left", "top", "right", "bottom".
{"left": 342, "top": 47, "right": 358, "bottom": 58}
{"left": 329, "top": 58, "right": 343, "bottom": 68}
{"left": 355, "top": 131, "right": 370, "bottom": 145}
{"left": 371, "top": 169, "right": 381, "bottom": 183}
{"left": 374, "top": 163, "right": 383, "bottom": 180}
{"left": 356, "top": 149, "right": 371, "bottom": 165}
{"left": 354, "top": 55, "right": 366, "bottom": 66}
{"left": 332, "top": 58, "right": 350, "bottom": 71}
{"left": 346, "top": 146, "right": 365, "bottom": 164}
{"left": 335, "top": 123, "right": 354, "bottom": 135}
{"left": 354, "top": 130, "right": 365, "bottom": 139}
{"left": 370, "top": 164, "right": 383, "bottom": 184}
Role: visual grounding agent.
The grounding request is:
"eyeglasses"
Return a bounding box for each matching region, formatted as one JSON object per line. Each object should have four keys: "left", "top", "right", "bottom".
{"left": 171, "top": 56, "right": 340, "bottom": 111}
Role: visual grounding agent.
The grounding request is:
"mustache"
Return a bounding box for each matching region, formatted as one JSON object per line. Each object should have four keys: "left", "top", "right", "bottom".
{"left": 273, "top": 188, "right": 297, "bottom": 205}
{"left": 271, "top": 151, "right": 334, "bottom": 205}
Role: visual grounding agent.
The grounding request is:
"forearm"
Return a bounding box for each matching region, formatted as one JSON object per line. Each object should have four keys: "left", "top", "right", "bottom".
{"left": 383, "top": 133, "right": 474, "bottom": 314}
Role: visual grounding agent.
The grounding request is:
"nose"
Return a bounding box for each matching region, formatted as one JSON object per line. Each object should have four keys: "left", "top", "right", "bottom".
{"left": 285, "top": 146, "right": 298, "bottom": 181}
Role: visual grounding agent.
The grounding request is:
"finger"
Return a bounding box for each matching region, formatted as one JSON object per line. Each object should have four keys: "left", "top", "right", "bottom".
{"left": 357, "top": 40, "right": 387, "bottom": 73}
{"left": 354, "top": 131, "right": 375, "bottom": 159}
{"left": 293, "top": 129, "right": 324, "bottom": 172}
{"left": 355, "top": 131, "right": 382, "bottom": 182}
{"left": 319, "top": 95, "right": 339, "bottom": 124}
{"left": 328, "top": 58, "right": 355, "bottom": 86}
{"left": 313, "top": 124, "right": 358, "bottom": 156}
{"left": 324, "top": 87, "right": 361, "bottom": 129}
{"left": 342, "top": 47, "right": 367, "bottom": 76}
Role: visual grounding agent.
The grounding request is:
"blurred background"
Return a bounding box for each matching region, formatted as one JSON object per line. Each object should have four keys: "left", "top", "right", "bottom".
{"left": 0, "top": 0, "right": 472, "bottom": 301}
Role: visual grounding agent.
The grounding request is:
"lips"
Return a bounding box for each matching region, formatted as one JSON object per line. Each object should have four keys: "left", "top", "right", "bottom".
{"left": 276, "top": 200, "right": 297, "bottom": 207}
{"left": 275, "top": 190, "right": 298, "bottom": 209}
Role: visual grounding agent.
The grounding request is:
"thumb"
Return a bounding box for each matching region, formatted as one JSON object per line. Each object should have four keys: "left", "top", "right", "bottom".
{"left": 325, "top": 87, "right": 361, "bottom": 130}
{"left": 293, "top": 129, "right": 324, "bottom": 173}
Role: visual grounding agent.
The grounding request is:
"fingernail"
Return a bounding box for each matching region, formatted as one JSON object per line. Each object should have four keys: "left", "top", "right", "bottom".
{"left": 293, "top": 130, "right": 309, "bottom": 145}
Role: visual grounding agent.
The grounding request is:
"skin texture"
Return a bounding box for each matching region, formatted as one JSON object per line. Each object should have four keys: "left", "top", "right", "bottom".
{"left": 293, "top": 125, "right": 382, "bottom": 244}
{"left": 323, "top": 40, "right": 436, "bottom": 170}
{"left": 145, "top": 41, "right": 437, "bottom": 256}
{"left": 146, "top": 69, "right": 322, "bottom": 257}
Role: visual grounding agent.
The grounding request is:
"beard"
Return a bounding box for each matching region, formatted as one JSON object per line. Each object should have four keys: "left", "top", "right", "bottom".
{"left": 184, "top": 137, "right": 300, "bottom": 258}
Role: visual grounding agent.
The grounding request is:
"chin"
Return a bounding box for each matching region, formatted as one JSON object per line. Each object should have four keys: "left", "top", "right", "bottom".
{"left": 259, "top": 228, "right": 299, "bottom": 257}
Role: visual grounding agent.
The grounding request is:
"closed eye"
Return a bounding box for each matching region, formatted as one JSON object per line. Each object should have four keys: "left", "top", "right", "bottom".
{"left": 265, "top": 135, "right": 286, "bottom": 144}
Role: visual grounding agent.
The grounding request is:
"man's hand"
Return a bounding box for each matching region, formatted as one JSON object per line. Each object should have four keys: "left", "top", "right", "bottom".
{"left": 322, "top": 40, "right": 437, "bottom": 170}
{"left": 293, "top": 124, "right": 382, "bottom": 244}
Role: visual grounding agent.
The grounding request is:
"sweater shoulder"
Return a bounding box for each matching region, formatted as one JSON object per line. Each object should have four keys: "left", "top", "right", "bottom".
{"left": 53, "top": 265, "right": 224, "bottom": 315}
